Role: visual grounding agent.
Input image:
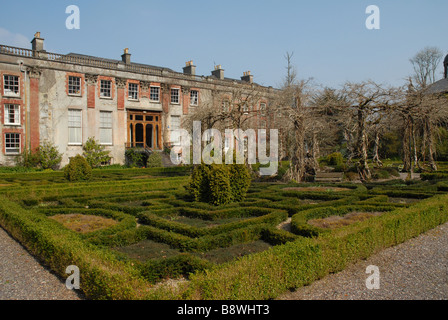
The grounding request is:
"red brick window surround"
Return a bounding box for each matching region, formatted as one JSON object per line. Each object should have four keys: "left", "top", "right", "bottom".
{"left": 98, "top": 76, "right": 115, "bottom": 99}
{"left": 66, "top": 72, "right": 85, "bottom": 97}
{"left": 2, "top": 127, "right": 24, "bottom": 155}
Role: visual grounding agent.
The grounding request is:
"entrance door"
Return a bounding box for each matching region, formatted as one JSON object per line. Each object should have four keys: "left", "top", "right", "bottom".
{"left": 127, "top": 110, "right": 162, "bottom": 149}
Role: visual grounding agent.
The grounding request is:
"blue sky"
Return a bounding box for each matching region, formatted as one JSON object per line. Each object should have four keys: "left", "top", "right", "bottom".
{"left": 0, "top": 0, "right": 447, "bottom": 89}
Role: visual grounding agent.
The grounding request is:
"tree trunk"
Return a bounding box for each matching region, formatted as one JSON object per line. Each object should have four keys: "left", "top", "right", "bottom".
{"left": 372, "top": 130, "right": 383, "bottom": 167}
{"left": 285, "top": 119, "right": 305, "bottom": 182}
{"left": 357, "top": 109, "right": 371, "bottom": 181}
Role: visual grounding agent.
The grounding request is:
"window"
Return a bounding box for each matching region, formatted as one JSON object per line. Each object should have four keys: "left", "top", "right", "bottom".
{"left": 171, "top": 88, "right": 180, "bottom": 104}
{"left": 222, "top": 100, "right": 230, "bottom": 113}
{"left": 68, "top": 109, "right": 82, "bottom": 145}
{"left": 5, "top": 133, "right": 20, "bottom": 154}
{"left": 150, "top": 86, "right": 160, "bottom": 102}
{"left": 100, "top": 80, "right": 112, "bottom": 98}
{"left": 3, "top": 75, "right": 20, "bottom": 96}
{"left": 190, "top": 90, "right": 199, "bottom": 106}
{"left": 99, "top": 111, "right": 113, "bottom": 145}
{"left": 170, "top": 115, "right": 181, "bottom": 144}
{"left": 128, "top": 83, "right": 139, "bottom": 100}
{"left": 260, "top": 103, "right": 267, "bottom": 116}
{"left": 68, "top": 76, "right": 81, "bottom": 95}
{"left": 4, "top": 104, "right": 20, "bottom": 125}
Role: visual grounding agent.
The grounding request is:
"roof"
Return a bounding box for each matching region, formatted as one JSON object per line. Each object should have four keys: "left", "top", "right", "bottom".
{"left": 425, "top": 78, "right": 448, "bottom": 94}
{"left": 65, "top": 52, "right": 175, "bottom": 73}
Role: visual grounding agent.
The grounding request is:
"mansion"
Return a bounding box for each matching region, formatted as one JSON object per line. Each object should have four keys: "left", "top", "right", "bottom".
{"left": 0, "top": 32, "right": 278, "bottom": 167}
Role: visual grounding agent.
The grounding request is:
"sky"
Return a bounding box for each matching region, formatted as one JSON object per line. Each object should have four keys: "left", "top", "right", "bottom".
{"left": 0, "top": 0, "right": 447, "bottom": 89}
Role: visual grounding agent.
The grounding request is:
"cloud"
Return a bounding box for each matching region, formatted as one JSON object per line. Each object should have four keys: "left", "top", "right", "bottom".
{"left": 0, "top": 28, "right": 30, "bottom": 48}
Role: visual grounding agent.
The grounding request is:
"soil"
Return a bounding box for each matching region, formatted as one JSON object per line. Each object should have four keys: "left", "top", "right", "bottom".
{"left": 283, "top": 187, "right": 351, "bottom": 192}
{"left": 307, "top": 211, "right": 383, "bottom": 229}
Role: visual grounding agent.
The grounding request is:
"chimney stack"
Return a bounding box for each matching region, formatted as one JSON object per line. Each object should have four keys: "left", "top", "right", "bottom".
{"left": 122, "top": 48, "right": 131, "bottom": 64}
{"left": 31, "top": 32, "right": 44, "bottom": 52}
{"left": 183, "top": 60, "right": 196, "bottom": 76}
{"left": 241, "top": 71, "right": 253, "bottom": 84}
{"left": 211, "top": 64, "right": 225, "bottom": 80}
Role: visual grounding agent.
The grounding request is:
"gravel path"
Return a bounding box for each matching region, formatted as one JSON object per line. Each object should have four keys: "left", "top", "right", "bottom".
{"left": 279, "top": 222, "right": 448, "bottom": 300}
{"left": 0, "top": 226, "right": 83, "bottom": 300}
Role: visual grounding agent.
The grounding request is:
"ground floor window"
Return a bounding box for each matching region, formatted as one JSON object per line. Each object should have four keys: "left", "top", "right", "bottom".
{"left": 99, "top": 111, "right": 113, "bottom": 145}
{"left": 68, "top": 109, "right": 82, "bottom": 145}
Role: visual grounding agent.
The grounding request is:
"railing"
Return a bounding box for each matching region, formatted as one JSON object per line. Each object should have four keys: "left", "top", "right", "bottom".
{"left": 0, "top": 43, "right": 276, "bottom": 90}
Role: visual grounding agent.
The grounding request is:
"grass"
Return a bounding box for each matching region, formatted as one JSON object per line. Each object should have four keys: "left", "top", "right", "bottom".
{"left": 49, "top": 213, "right": 118, "bottom": 234}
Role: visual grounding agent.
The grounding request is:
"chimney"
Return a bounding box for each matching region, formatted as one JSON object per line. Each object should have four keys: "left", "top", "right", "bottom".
{"left": 121, "top": 48, "right": 131, "bottom": 64}
{"left": 211, "top": 65, "right": 224, "bottom": 80}
{"left": 183, "top": 60, "right": 196, "bottom": 76}
{"left": 31, "top": 32, "right": 44, "bottom": 52}
{"left": 241, "top": 71, "right": 253, "bottom": 84}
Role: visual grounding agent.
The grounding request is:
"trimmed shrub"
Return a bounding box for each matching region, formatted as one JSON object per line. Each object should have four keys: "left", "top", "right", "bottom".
{"left": 83, "top": 137, "right": 111, "bottom": 168}
{"left": 186, "top": 163, "right": 252, "bottom": 206}
{"left": 146, "top": 152, "right": 163, "bottom": 168}
{"left": 64, "top": 155, "right": 92, "bottom": 181}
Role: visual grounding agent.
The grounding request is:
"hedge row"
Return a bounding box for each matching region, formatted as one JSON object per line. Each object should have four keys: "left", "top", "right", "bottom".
{"left": 137, "top": 210, "right": 288, "bottom": 238}
{"left": 139, "top": 223, "right": 272, "bottom": 252}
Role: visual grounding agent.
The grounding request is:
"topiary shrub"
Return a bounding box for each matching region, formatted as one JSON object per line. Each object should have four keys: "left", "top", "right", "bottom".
{"left": 39, "top": 141, "right": 63, "bottom": 170}
{"left": 83, "top": 137, "right": 111, "bottom": 168}
{"left": 146, "top": 152, "right": 163, "bottom": 168}
{"left": 186, "top": 162, "right": 252, "bottom": 205}
{"left": 64, "top": 155, "right": 92, "bottom": 181}
{"left": 229, "top": 163, "right": 252, "bottom": 202}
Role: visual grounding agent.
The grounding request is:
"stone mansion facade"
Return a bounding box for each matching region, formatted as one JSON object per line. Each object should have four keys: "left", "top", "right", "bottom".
{"left": 0, "top": 32, "right": 278, "bottom": 167}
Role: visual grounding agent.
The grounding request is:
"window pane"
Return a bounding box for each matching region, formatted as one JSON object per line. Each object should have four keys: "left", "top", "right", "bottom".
{"left": 171, "top": 88, "right": 179, "bottom": 104}
{"left": 68, "top": 76, "right": 81, "bottom": 95}
{"left": 68, "top": 110, "right": 82, "bottom": 144}
{"left": 99, "top": 111, "right": 112, "bottom": 144}
{"left": 4, "top": 105, "right": 20, "bottom": 125}
{"left": 3, "top": 75, "right": 19, "bottom": 95}
{"left": 100, "top": 80, "right": 112, "bottom": 97}
{"left": 150, "top": 86, "right": 160, "bottom": 101}
{"left": 5, "top": 133, "right": 20, "bottom": 153}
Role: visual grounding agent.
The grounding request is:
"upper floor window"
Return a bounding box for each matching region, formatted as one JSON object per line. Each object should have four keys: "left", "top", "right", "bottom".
{"left": 222, "top": 100, "right": 230, "bottom": 113}
{"left": 68, "top": 76, "right": 81, "bottom": 96}
{"left": 260, "top": 103, "right": 267, "bottom": 116}
{"left": 4, "top": 104, "right": 20, "bottom": 125}
{"left": 4, "top": 133, "right": 20, "bottom": 154}
{"left": 171, "top": 88, "right": 180, "bottom": 104}
{"left": 150, "top": 86, "right": 160, "bottom": 102}
{"left": 190, "top": 90, "right": 199, "bottom": 106}
{"left": 3, "top": 75, "right": 20, "bottom": 97}
{"left": 128, "top": 83, "right": 139, "bottom": 100}
{"left": 100, "top": 80, "right": 112, "bottom": 98}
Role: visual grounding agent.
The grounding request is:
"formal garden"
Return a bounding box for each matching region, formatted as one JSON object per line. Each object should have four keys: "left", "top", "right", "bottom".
{"left": 1, "top": 154, "right": 448, "bottom": 300}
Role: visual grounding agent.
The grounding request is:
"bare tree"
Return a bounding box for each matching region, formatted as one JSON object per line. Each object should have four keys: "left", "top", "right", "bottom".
{"left": 410, "top": 46, "right": 444, "bottom": 89}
